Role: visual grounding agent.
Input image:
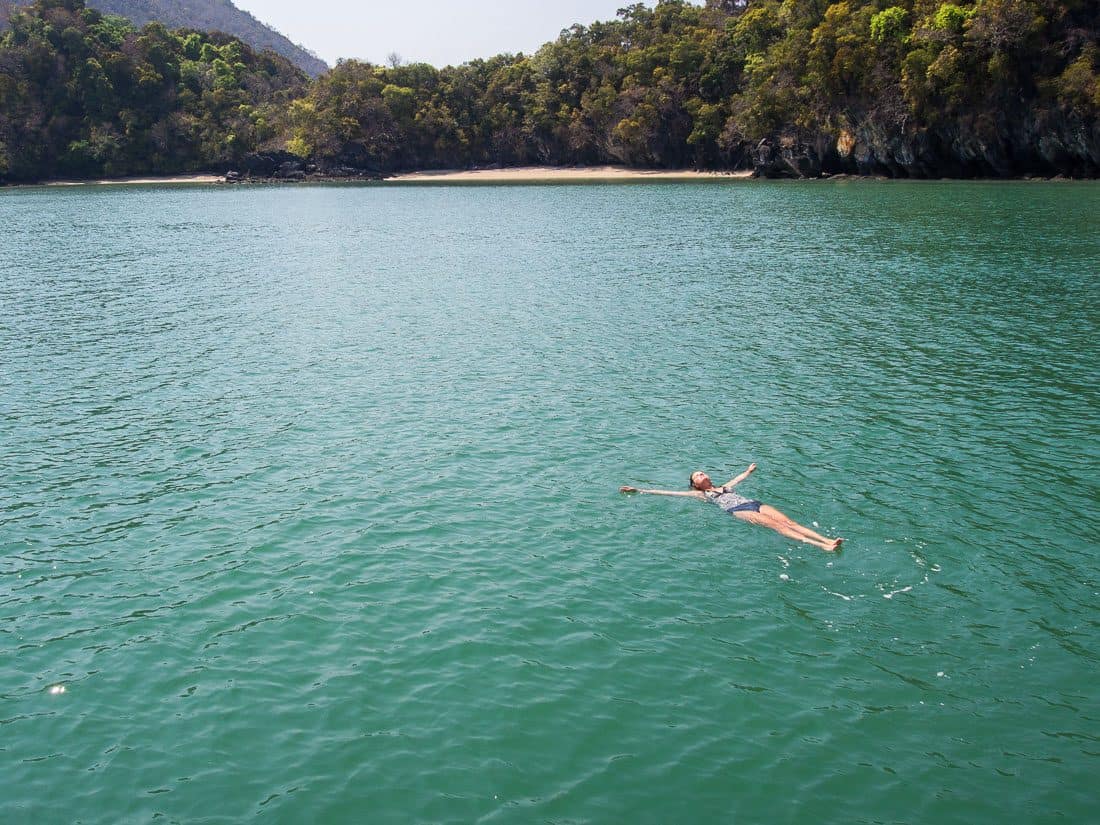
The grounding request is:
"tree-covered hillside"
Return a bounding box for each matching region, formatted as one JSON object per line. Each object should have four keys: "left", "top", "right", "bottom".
{"left": 0, "top": 0, "right": 306, "bottom": 180}
{"left": 1, "top": 0, "right": 1097, "bottom": 182}
{"left": 6, "top": 0, "right": 328, "bottom": 76}
{"left": 286, "top": 0, "right": 1098, "bottom": 176}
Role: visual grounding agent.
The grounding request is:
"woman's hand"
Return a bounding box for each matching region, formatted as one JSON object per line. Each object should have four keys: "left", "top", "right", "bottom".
{"left": 746, "top": 463, "right": 757, "bottom": 474}
{"left": 620, "top": 486, "right": 639, "bottom": 493}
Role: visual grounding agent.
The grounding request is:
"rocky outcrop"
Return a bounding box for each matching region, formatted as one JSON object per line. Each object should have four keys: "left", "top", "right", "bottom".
{"left": 751, "top": 136, "right": 829, "bottom": 179}
{"left": 751, "top": 112, "right": 1100, "bottom": 179}
{"left": 235, "top": 150, "right": 301, "bottom": 178}
{"left": 223, "top": 151, "right": 382, "bottom": 183}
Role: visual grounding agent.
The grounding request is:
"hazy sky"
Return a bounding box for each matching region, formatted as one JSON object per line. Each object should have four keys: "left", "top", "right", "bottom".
{"left": 232, "top": 1, "right": 651, "bottom": 68}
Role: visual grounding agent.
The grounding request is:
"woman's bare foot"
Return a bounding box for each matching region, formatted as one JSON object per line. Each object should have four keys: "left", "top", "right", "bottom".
{"left": 827, "top": 538, "right": 843, "bottom": 552}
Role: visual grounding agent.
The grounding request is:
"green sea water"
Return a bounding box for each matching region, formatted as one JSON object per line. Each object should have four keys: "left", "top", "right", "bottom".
{"left": 1, "top": 180, "right": 1098, "bottom": 824}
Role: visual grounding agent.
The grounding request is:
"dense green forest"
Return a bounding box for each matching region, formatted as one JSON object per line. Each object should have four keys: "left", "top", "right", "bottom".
{"left": 5, "top": 0, "right": 328, "bottom": 75}
{"left": 1, "top": 0, "right": 1097, "bottom": 182}
{"left": 0, "top": 0, "right": 306, "bottom": 179}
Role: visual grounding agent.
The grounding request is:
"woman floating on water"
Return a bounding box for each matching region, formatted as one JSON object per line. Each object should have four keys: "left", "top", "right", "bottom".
{"left": 620, "top": 464, "right": 843, "bottom": 552}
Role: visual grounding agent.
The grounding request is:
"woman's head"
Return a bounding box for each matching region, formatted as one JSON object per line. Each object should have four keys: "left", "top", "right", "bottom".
{"left": 689, "top": 471, "right": 712, "bottom": 491}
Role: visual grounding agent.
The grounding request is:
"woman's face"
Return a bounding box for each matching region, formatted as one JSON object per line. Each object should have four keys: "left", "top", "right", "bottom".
{"left": 691, "top": 472, "right": 712, "bottom": 490}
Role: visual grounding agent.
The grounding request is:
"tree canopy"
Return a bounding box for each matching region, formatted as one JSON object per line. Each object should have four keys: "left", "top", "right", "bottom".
{"left": 0, "top": 0, "right": 306, "bottom": 179}
{"left": 1, "top": 0, "right": 1097, "bottom": 181}
{"left": 4, "top": 0, "right": 328, "bottom": 75}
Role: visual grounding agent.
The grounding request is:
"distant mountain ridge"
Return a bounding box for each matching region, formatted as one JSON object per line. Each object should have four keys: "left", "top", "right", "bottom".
{"left": 8, "top": 0, "right": 327, "bottom": 76}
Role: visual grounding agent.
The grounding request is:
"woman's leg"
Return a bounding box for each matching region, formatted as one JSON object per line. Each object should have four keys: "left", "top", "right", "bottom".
{"left": 758, "top": 504, "right": 839, "bottom": 546}
{"left": 735, "top": 511, "right": 840, "bottom": 552}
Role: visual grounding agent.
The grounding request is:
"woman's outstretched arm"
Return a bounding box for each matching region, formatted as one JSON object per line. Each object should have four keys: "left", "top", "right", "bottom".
{"left": 620, "top": 486, "right": 703, "bottom": 498}
{"left": 723, "top": 463, "right": 757, "bottom": 488}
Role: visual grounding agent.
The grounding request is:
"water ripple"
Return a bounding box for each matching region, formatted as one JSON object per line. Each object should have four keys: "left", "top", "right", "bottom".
{"left": 1, "top": 181, "right": 1098, "bottom": 822}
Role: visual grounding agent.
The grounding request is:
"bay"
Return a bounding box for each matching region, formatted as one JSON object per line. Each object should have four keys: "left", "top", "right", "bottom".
{"left": 1, "top": 180, "right": 1098, "bottom": 823}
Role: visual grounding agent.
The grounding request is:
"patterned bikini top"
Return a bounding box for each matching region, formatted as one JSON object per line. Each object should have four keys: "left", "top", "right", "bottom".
{"left": 704, "top": 486, "right": 752, "bottom": 509}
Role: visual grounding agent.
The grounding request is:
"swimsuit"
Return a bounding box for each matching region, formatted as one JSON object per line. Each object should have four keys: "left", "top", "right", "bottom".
{"left": 705, "top": 486, "right": 762, "bottom": 514}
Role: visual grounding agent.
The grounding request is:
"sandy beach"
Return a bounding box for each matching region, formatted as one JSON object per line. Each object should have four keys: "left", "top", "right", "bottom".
{"left": 386, "top": 166, "right": 753, "bottom": 182}
{"left": 8, "top": 167, "right": 756, "bottom": 188}
{"left": 43, "top": 174, "right": 224, "bottom": 186}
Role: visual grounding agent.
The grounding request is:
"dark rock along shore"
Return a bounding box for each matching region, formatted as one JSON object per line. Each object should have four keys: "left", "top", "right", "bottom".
{"left": 750, "top": 111, "right": 1099, "bottom": 179}
{"left": 223, "top": 151, "right": 383, "bottom": 183}
{"left": 228, "top": 113, "right": 1100, "bottom": 183}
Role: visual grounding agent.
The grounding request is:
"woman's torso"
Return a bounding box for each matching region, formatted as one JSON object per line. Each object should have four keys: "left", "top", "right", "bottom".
{"left": 705, "top": 487, "right": 752, "bottom": 509}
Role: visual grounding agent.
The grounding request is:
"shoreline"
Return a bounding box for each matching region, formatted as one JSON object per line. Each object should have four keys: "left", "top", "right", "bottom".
{"left": 7, "top": 167, "right": 752, "bottom": 189}
{"left": 383, "top": 166, "right": 753, "bottom": 182}
{"left": 41, "top": 174, "right": 224, "bottom": 187}
{"left": 2, "top": 166, "right": 1090, "bottom": 189}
